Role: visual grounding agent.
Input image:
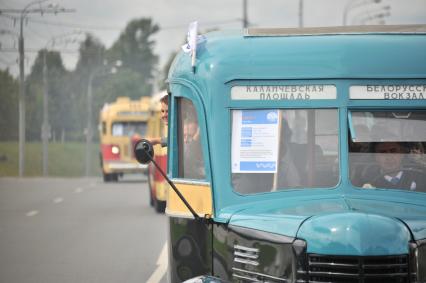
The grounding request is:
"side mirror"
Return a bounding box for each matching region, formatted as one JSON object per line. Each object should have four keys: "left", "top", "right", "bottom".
{"left": 134, "top": 139, "right": 154, "bottom": 164}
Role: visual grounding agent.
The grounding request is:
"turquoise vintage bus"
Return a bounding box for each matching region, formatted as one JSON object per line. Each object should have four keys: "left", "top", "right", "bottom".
{"left": 136, "top": 25, "right": 426, "bottom": 283}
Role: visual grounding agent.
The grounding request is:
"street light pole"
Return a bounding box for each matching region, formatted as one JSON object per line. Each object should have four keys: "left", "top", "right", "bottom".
{"left": 242, "top": 0, "right": 248, "bottom": 28}
{"left": 343, "top": 0, "right": 382, "bottom": 26}
{"left": 358, "top": 10, "right": 391, "bottom": 25}
{"left": 85, "top": 60, "right": 122, "bottom": 177}
{"left": 85, "top": 71, "right": 95, "bottom": 177}
{"left": 351, "top": 5, "right": 391, "bottom": 25}
{"left": 2, "top": 0, "right": 75, "bottom": 177}
{"left": 17, "top": 3, "right": 32, "bottom": 177}
{"left": 42, "top": 50, "right": 49, "bottom": 176}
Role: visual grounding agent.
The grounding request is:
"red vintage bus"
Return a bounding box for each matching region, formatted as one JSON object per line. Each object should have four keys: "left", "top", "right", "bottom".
{"left": 146, "top": 91, "right": 169, "bottom": 212}
{"left": 99, "top": 96, "right": 150, "bottom": 182}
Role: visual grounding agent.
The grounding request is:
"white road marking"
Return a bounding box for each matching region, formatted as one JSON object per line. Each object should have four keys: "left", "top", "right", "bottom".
{"left": 146, "top": 242, "right": 168, "bottom": 283}
{"left": 53, "top": 197, "right": 64, "bottom": 204}
{"left": 26, "top": 210, "right": 39, "bottom": 217}
{"left": 74, "top": 187, "right": 84, "bottom": 193}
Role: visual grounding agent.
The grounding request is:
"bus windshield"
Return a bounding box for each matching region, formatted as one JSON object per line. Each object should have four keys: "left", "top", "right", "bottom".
{"left": 111, "top": 121, "right": 147, "bottom": 137}
{"left": 349, "top": 110, "right": 426, "bottom": 192}
{"left": 231, "top": 109, "right": 339, "bottom": 194}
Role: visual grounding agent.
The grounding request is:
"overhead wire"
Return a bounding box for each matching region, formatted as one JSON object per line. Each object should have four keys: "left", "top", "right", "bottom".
{"left": 26, "top": 17, "right": 241, "bottom": 31}
{"left": 0, "top": 55, "right": 18, "bottom": 67}
{"left": 27, "top": 18, "right": 122, "bottom": 31}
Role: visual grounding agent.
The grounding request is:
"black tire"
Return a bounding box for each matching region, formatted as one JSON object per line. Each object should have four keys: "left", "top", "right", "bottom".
{"left": 147, "top": 171, "right": 154, "bottom": 206}
{"left": 101, "top": 155, "right": 110, "bottom": 182}
{"left": 103, "top": 172, "right": 111, "bottom": 182}
{"left": 154, "top": 199, "right": 166, "bottom": 213}
{"left": 111, "top": 173, "right": 119, "bottom": 182}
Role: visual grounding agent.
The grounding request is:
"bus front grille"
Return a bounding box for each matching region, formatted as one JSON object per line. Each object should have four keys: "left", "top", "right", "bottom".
{"left": 308, "top": 254, "right": 409, "bottom": 283}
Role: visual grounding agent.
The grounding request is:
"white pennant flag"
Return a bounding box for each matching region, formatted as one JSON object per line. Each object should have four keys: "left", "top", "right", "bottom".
{"left": 181, "top": 21, "right": 207, "bottom": 71}
{"left": 182, "top": 21, "right": 198, "bottom": 54}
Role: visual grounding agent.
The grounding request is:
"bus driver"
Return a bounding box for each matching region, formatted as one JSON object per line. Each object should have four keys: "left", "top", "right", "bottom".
{"left": 364, "top": 142, "right": 423, "bottom": 191}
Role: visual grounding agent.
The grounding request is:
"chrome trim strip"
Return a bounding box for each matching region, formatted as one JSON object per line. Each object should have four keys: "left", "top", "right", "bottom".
{"left": 307, "top": 254, "right": 409, "bottom": 281}
{"left": 171, "top": 178, "right": 210, "bottom": 186}
{"left": 232, "top": 274, "right": 257, "bottom": 281}
{"left": 245, "top": 25, "right": 426, "bottom": 37}
{"left": 234, "top": 251, "right": 259, "bottom": 259}
{"left": 165, "top": 208, "right": 200, "bottom": 219}
{"left": 232, "top": 267, "right": 289, "bottom": 282}
{"left": 234, "top": 245, "right": 259, "bottom": 253}
{"left": 308, "top": 262, "right": 358, "bottom": 268}
{"left": 309, "top": 271, "right": 409, "bottom": 277}
{"left": 108, "top": 162, "right": 147, "bottom": 169}
{"left": 234, "top": 257, "right": 259, "bottom": 266}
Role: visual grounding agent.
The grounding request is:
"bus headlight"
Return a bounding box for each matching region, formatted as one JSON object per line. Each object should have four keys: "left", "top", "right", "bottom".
{"left": 111, "top": 145, "right": 120, "bottom": 155}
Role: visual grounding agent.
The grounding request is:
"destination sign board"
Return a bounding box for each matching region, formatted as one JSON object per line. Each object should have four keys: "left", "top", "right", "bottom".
{"left": 350, "top": 85, "right": 426, "bottom": 100}
{"left": 231, "top": 85, "right": 337, "bottom": 100}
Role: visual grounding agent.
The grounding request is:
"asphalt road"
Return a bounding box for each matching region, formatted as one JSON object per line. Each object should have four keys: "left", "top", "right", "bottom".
{"left": 0, "top": 175, "right": 168, "bottom": 283}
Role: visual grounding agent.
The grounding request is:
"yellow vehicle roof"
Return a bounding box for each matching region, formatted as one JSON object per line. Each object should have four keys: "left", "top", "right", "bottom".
{"left": 100, "top": 96, "right": 151, "bottom": 121}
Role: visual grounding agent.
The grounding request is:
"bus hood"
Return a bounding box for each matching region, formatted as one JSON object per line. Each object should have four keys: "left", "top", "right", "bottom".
{"left": 227, "top": 197, "right": 426, "bottom": 251}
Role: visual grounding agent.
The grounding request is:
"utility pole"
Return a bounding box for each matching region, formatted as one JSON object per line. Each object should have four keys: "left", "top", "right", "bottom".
{"left": 18, "top": 9, "right": 26, "bottom": 178}
{"left": 299, "top": 0, "right": 304, "bottom": 28}
{"left": 86, "top": 71, "right": 95, "bottom": 177}
{"left": 242, "top": 0, "right": 248, "bottom": 28}
{"left": 0, "top": 1, "right": 75, "bottom": 177}
{"left": 42, "top": 50, "right": 49, "bottom": 176}
{"left": 85, "top": 60, "right": 122, "bottom": 177}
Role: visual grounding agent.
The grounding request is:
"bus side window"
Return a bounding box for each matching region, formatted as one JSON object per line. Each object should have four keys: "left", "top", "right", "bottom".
{"left": 177, "top": 98, "right": 205, "bottom": 180}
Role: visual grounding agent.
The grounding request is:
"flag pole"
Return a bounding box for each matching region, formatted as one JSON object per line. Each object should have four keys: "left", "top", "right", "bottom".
{"left": 190, "top": 21, "right": 198, "bottom": 73}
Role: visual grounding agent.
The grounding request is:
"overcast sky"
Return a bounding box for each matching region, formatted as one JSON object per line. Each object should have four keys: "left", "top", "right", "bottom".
{"left": 1, "top": 0, "right": 425, "bottom": 78}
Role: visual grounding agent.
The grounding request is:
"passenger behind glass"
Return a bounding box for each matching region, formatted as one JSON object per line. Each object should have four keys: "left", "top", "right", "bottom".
{"left": 405, "top": 142, "right": 426, "bottom": 168}
{"left": 348, "top": 124, "right": 372, "bottom": 187}
{"left": 276, "top": 120, "right": 302, "bottom": 188}
{"left": 363, "top": 142, "right": 424, "bottom": 191}
{"left": 183, "top": 116, "right": 204, "bottom": 179}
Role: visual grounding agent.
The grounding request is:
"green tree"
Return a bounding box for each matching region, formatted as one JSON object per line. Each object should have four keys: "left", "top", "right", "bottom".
{"left": 109, "top": 18, "right": 159, "bottom": 80}
{"left": 0, "top": 69, "right": 19, "bottom": 141}
{"left": 157, "top": 51, "right": 177, "bottom": 91}
{"left": 73, "top": 34, "right": 106, "bottom": 141}
{"left": 87, "top": 18, "right": 161, "bottom": 137}
{"left": 26, "top": 50, "right": 70, "bottom": 141}
{"left": 105, "top": 18, "right": 159, "bottom": 99}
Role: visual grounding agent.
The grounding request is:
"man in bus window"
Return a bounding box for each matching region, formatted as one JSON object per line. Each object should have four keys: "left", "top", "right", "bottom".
{"left": 147, "top": 94, "right": 168, "bottom": 147}
{"left": 159, "top": 94, "right": 169, "bottom": 126}
{"left": 364, "top": 142, "right": 422, "bottom": 191}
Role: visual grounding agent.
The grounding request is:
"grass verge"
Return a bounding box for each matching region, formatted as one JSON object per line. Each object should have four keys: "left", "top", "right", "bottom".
{"left": 0, "top": 142, "right": 101, "bottom": 177}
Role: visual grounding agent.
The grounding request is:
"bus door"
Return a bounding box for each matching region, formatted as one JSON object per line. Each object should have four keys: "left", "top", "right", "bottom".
{"left": 166, "top": 85, "right": 213, "bottom": 282}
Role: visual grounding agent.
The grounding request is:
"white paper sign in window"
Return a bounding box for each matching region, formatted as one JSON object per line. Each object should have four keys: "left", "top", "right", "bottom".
{"left": 232, "top": 110, "right": 280, "bottom": 173}
{"left": 350, "top": 85, "right": 426, "bottom": 100}
{"left": 231, "top": 85, "right": 337, "bottom": 100}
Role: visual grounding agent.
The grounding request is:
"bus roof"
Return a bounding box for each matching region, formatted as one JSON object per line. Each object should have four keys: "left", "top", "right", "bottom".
{"left": 245, "top": 25, "right": 426, "bottom": 37}
{"left": 100, "top": 96, "right": 151, "bottom": 121}
{"left": 168, "top": 25, "right": 426, "bottom": 85}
